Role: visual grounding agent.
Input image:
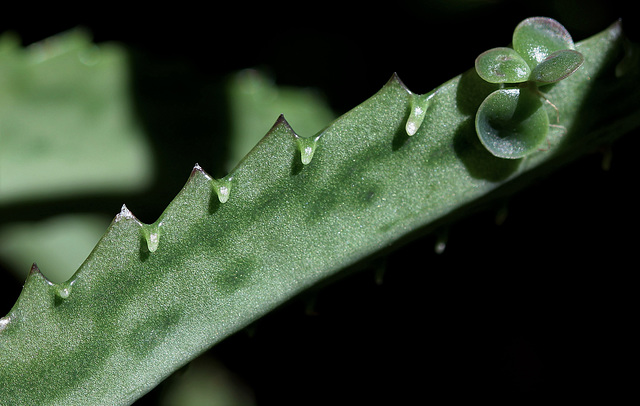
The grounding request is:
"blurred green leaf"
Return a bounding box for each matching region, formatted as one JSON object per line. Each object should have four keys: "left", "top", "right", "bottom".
{"left": 0, "top": 29, "right": 153, "bottom": 205}
{"left": 0, "top": 214, "right": 111, "bottom": 283}
{"left": 159, "top": 354, "right": 256, "bottom": 406}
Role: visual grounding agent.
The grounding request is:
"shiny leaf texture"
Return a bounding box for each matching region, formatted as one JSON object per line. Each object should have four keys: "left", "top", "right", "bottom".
{"left": 531, "top": 49, "right": 585, "bottom": 83}
{"left": 513, "top": 16, "right": 576, "bottom": 68}
{"left": 475, "top": 47, "right": 531, "bottom": 83}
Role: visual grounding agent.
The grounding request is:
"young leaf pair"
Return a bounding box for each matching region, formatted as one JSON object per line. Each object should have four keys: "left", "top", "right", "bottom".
{"left": 474, "top": 17, "right": 584, "bottom": 159}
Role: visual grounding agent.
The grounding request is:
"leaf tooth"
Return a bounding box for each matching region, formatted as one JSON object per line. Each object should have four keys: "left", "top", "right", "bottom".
{"left": 190, "top": 163, "right": 213, "bottom": 181}
{"left": 141, "top": 221, "right": 162, "bottom": 253}
{"left": 19, "top": 264, "right": 74, "bottom": 308}
{"left": 211, "top": 177, "right": 233, "bottom": 203}
{"left": 189, "top": 162, "right": 232, "bottom": 204}
{"left": 389, "top": 72, "right": 408, "bottom": 90}
{"left": 406, "top": 90, "right": 437, "bottom": 136}
{"left": 274, "top": 113, "right": 322, "bottom": 166}
{"left": 0, "top": 316, "right": 9, "bottom": 333}
{"left": 25, "top": 263, "right": 55, "bottom": 289}
{"left": 28, "top": 262, "right": 52, "bottom": 284}
{"left": 293, "top": 133, "right": 320, "bottom": 165}
{"left": 267, "top": 114, "right": 297, "bottom": 140}
{"left": 115, "top": 204, "right": 140, "bottom": 223}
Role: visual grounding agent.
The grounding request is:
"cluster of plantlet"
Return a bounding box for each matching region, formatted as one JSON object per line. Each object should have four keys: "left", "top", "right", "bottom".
{"left": 474, "top": 17, "right": 585, "bottom": 159}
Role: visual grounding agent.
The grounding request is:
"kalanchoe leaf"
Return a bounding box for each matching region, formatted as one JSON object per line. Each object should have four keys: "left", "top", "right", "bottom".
{"left": 475, "top": 47, "right": 531, "bottom": 83}
{"left": 475, "top": 88, "right": 549, "bottom": 159}
{"left": 530, "top": 49, "right": 585, "bottom": 83}
{"left": 1, "top": 20, "right": 638, "bottom": 406}
{"left": 513, "top": 16, "right": 576, "bottom": 69}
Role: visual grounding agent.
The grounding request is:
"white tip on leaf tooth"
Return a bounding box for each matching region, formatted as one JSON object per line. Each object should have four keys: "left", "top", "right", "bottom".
{"left": 406, "top": 119, "right": 420, "bottom": 137}
{"left": 211, "top": 178, "right": 232, "bottom": 203}
{"left": 217, "top": 185, "right": 230, "bottom": 203}
{"left": 55, "top": 281, "right": 73, "bottom": 299}
{"left": 142, "top": 222, "right": 161, "bottom": 253}
{"left": 295, "top": 135, "right": 319, "bottom": 165}
{"left": 406, "top": 90, "right": 437, "bottom": 136}
{"left": 116, "top": 204, "right": 137, "bottom": 222}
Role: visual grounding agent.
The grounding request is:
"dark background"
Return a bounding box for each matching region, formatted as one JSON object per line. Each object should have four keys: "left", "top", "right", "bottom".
{"left": 2, "top": 1, "right": 637, "bottom": 404}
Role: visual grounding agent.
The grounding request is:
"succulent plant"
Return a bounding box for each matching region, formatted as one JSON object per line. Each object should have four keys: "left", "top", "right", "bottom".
{"left": 474, "top": 17, "right": 585, "bottom": 159}
{"left": 1, "top": 17, "right": 639, "bottom": 405}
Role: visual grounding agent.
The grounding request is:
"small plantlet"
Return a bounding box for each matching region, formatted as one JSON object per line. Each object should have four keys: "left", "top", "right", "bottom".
{"left": 474, "top": 17, "right": 584, "bottom": 159}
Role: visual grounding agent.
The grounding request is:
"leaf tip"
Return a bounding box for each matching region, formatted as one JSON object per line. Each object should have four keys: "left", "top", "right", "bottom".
{"left": 608, "top": 18, "right": 624, "bottom": 40}
{"left": 115, "top": 204, "right": 138, "bottom": 222}
{"left": 388, "top": 72, "right": 409, "bottom": 92}
{"left": 190, "top": 163, "right": 212, "bottom": 180}
{"left": 27, "top": 262, "right": 54, "bottom": 286}
{"left": 273, "top": 114, "right": 293, "bottom": 133}
{"left": 191, "top": 162, "right": 204, "bottom": 175}
{"left": 0, "top": 316, "right": 9, "bottom": 333}
{"left": 29, "top": 262, "right": 44, "bottom": 278}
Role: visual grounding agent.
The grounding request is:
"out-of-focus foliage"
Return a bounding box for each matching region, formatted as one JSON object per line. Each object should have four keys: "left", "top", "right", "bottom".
{"left": 0, "top": 30, "right": 153, "bottom": 204}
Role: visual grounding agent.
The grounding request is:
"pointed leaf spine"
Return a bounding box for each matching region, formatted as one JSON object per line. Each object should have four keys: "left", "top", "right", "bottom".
{"left": 190, "top": 163, "right": 212, "bottom": 181}
{"left": 23, "top": 263, "right": 56, "bottom": 296}
{"left": 115, "top": 204, "right": 140, "bottom": 223}
{"left": 28, "top": 262, "right": 53, "bottom": 285}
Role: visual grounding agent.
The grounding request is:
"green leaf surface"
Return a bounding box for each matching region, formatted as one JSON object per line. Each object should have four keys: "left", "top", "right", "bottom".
{"left": 1, "top": 21, "right": 639, "bottom": 405}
